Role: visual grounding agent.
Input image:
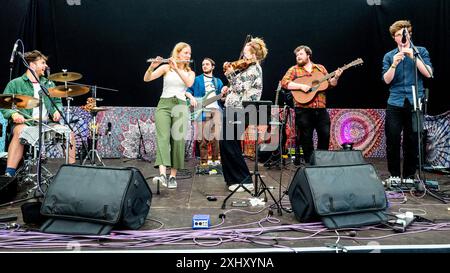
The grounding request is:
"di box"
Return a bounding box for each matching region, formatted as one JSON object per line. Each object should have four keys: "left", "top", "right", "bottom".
{"left": 40, "top": 165, "right": 152, "bottom": 235}
{"left": 288, "top": 163, "right": 387, "bottom": 229}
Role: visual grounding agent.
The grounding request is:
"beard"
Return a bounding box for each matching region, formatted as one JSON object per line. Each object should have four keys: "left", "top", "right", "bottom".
{"left": 297, "top": 59, "right": 307, "bottom": 66}
{"left": 203, "top": 68, "right": 213, "bottom": 74}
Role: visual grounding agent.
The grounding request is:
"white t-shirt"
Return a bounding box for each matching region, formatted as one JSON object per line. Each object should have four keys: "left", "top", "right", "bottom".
{"left": 32, "top": 82, "right": 48, "bottom": 121}
{"left": 203, "top": 75, "right": 220, "bottom": 109}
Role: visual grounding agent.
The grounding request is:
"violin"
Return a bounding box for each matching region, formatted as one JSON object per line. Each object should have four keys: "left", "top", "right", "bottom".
{"left": 223, "top": 59, "right": 256, "bottom": 74}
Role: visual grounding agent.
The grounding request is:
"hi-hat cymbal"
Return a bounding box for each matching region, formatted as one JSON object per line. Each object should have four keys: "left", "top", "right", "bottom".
{"left": 0, "top": 94, "right": 39, "bottom": 109}
{"left": 48, "top": 85, "right": 90, "bottom": 98}
{"left": 48, "top": 72, "right": 82, "bottom": 82}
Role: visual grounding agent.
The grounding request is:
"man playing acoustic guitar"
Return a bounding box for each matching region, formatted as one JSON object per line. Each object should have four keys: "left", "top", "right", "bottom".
{"left": 281, "top": 45, "right": 343, "bottom": 164}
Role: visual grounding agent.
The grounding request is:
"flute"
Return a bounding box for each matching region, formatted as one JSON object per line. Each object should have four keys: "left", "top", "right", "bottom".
{"left": 146, "top": 58, "right": 193, "bottom": 63}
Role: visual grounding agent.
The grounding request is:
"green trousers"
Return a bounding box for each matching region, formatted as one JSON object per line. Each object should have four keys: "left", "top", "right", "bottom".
{"left": 154, "top": 97, "right": 188, "bottom": 169}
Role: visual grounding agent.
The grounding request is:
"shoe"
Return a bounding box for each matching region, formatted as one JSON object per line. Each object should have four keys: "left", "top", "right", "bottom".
{"left": 213, "top": 160, "right": 221, "bottom": 166}
{"left": 152, "top": 174, "right": 167, "bottom": 187}
{"left": 207, "top": 160, "right": 213, "bottom": 165}
{"left": 4, "top": 173, "right": 12, "bottom": 177}
{"left": 228, "top": 183, "right": 254, "bottom": 192}
{"left": 168, "top": 176, "right": 177, "bottom": 189}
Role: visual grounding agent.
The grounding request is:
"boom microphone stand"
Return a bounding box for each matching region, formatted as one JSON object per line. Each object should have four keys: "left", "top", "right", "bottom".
{"left": 407, "top": 35, "right": 445, "bottom": 204}
{"left": 408, "top": 37, "right": 432, "bottom": 178}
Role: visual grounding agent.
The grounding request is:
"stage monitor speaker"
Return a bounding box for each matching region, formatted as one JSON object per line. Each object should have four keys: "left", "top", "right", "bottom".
{"left": 288, "top": 163, "right": 387, "bottom": 229}
{"left": 310, "top": 150, "right": 365, "bottom": 166}
{"left": 0, "top": 175, "right": 17, "bottom": 203}
{"left": 40, "top": 165, "right": 152, "bottom": 235}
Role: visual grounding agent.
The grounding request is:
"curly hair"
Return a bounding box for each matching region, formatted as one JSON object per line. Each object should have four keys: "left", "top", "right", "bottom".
{"left": 247, "top": 37, "right": 268, "bottom": 61}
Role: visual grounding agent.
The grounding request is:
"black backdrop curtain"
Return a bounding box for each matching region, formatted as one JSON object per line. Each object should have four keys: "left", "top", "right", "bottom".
{"left": 1, "top": 0, "right": 448, "bottom": 115}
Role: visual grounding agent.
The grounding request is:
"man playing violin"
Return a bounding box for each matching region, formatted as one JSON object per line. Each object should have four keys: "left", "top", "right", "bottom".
{"left": 220, "top": 37, "right": 268, "bottom": 192}
{"left": 281, "top": 45, "right": 343, "bottom": 164}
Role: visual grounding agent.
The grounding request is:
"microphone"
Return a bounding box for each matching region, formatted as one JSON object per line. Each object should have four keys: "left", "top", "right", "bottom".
{"left": 401, "top": 28, "right": 408, "bottom": 44}
{"left": 9, "top": 40, "right": 19, "bottom": 64}
{"left": 46, "top": 66, "right": 51, "bottom": 78}
{"left": 107, "top": 122, "right": 112, "bottom": 136}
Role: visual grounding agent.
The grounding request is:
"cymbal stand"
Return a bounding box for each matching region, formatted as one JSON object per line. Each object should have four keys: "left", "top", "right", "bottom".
{"left": 17, "top": 145, "right": 53, "bottom": 197}
{"left": 82, "top": 86, "right": 105, "bottom": 166}
{"left": 64, "top": 95, "right": 73, "bottom": 164}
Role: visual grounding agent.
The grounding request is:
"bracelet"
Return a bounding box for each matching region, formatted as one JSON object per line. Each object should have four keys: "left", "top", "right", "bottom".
{"left": 147, "top": 67, "right": 154, "bottom": 73}
{"left": 391, "top": 64, "right": 397, "bottom": 69}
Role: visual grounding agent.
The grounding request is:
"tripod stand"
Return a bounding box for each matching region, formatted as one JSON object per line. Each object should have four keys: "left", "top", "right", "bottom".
{"left": 82, "top": 103, "right": 104, "bottom": 166}
{"left": 124, "top": 119, "right": 151, "bottom": 163}
{"left": 221, "top": 102, "right": 281, "bottom": 214}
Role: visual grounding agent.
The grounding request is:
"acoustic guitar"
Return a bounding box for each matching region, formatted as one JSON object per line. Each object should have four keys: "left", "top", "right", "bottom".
{"left": 291, "top": 58, "right": 363, "bottom": 104}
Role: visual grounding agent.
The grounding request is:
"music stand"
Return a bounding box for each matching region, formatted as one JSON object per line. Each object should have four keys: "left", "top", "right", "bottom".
{"left": 221, "top": 101, "right": 281, "bottom": 213}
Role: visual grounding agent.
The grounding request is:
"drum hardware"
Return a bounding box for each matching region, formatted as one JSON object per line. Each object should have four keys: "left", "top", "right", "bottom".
{"left": 81, "top": 85, "right": 115, "bottom": 166}
{"left": 65, "top": 82, "right": 118, "bottom": 166}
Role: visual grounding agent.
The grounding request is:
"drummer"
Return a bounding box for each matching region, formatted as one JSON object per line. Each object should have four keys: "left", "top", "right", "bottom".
{"left": 0, "top": 50, "right": 76, "bottom": 177}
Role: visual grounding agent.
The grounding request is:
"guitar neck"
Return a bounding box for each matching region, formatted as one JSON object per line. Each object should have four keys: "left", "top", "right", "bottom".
{"left": 319, "top": 62, "right": 355, "bottom": 83}
{"left": 202, "top": 93, "right": 222, "bottom": 106}
{"left": 274, "top": 82, "right": 281, "bottom": 105}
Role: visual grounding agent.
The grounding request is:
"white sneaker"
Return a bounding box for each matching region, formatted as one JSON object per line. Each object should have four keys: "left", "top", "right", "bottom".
{"left": 213, "top": 160, "right": 221, "bottom": 166}
{"left": 228, "top": 183, "right": 254, "bottom": 192}
{"left": 207, "top": 160, "right": 213, "bottom": 165}
{"left": 168, "top": 176, "right": 177, "bottom": 189}
{"left": 153, "top": 174, "right": 167, "bottom": 187}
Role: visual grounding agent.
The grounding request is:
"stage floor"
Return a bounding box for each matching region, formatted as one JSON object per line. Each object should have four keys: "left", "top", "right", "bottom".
{"left": 1, "top": 157, "right": 450, "bottom": 253}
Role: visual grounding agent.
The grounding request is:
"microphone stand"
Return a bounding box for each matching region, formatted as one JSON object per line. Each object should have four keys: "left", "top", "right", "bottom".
{"left": 136, "top": 119, "right": 149, "bottom": 161}
{"left": 123, "top": 119, "right": 151, "bottom": 163}
{"left": 407, "top": 39, "right": 444, "bottom": 203}
{"left": 17, "top": 52, "right": 75, "bottom": 196}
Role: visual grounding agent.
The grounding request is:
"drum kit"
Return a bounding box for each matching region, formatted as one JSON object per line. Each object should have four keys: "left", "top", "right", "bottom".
{"left": 1, "top": 70, "right": 115, "bottom": 197}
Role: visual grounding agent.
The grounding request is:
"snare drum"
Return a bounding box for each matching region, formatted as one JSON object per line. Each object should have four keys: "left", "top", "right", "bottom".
{"left": 19, "top": 124, "right": 71, "bottom": 146}
{"left": 44, "top": 124, "right": 71, "bottom": 145}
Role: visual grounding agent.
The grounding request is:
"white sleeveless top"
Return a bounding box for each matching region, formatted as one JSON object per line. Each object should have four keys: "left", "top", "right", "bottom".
{"left": 161, "top": 70, "right": 188, "bottom": 101}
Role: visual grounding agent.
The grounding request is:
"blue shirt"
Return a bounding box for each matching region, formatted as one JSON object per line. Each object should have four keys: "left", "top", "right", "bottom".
{"left": 382, "top": 46, "right": 432, "bottom": 107}
{"left": 188, "top": 74, "right": 224, "bottom": 98}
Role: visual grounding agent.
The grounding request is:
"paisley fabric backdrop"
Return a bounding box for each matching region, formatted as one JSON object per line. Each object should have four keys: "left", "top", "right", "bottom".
{"left": 0, "top": 108, "right": 448, "bottom": 168}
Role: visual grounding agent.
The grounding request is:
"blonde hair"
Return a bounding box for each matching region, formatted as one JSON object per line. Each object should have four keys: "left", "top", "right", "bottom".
{"left": 171, "top": 42, "right": 192, "bottom": 71}
{"left": 389, "top": 20, "right": 412, "bottom": 37}
{"left": 247, "top": 37, "right": 268, "bottom": 62}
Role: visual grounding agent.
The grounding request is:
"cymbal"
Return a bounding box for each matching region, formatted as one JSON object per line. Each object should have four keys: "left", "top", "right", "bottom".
{"left": 48, "top": 72, "right": 82, "bottom": 82}
{"left": 0, "top": 94, "right": 39, "bottom": 109}
{"left": 48, "top": 85, "right": 90, "bottom": 98}
{"left": 90, "top": 107, "right": 110, "bottom": 112}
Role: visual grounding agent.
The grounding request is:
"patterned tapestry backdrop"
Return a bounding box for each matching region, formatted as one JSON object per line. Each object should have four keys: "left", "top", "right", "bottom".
{"left": 0, "top": 108, "right": 449, "bottom": 168}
